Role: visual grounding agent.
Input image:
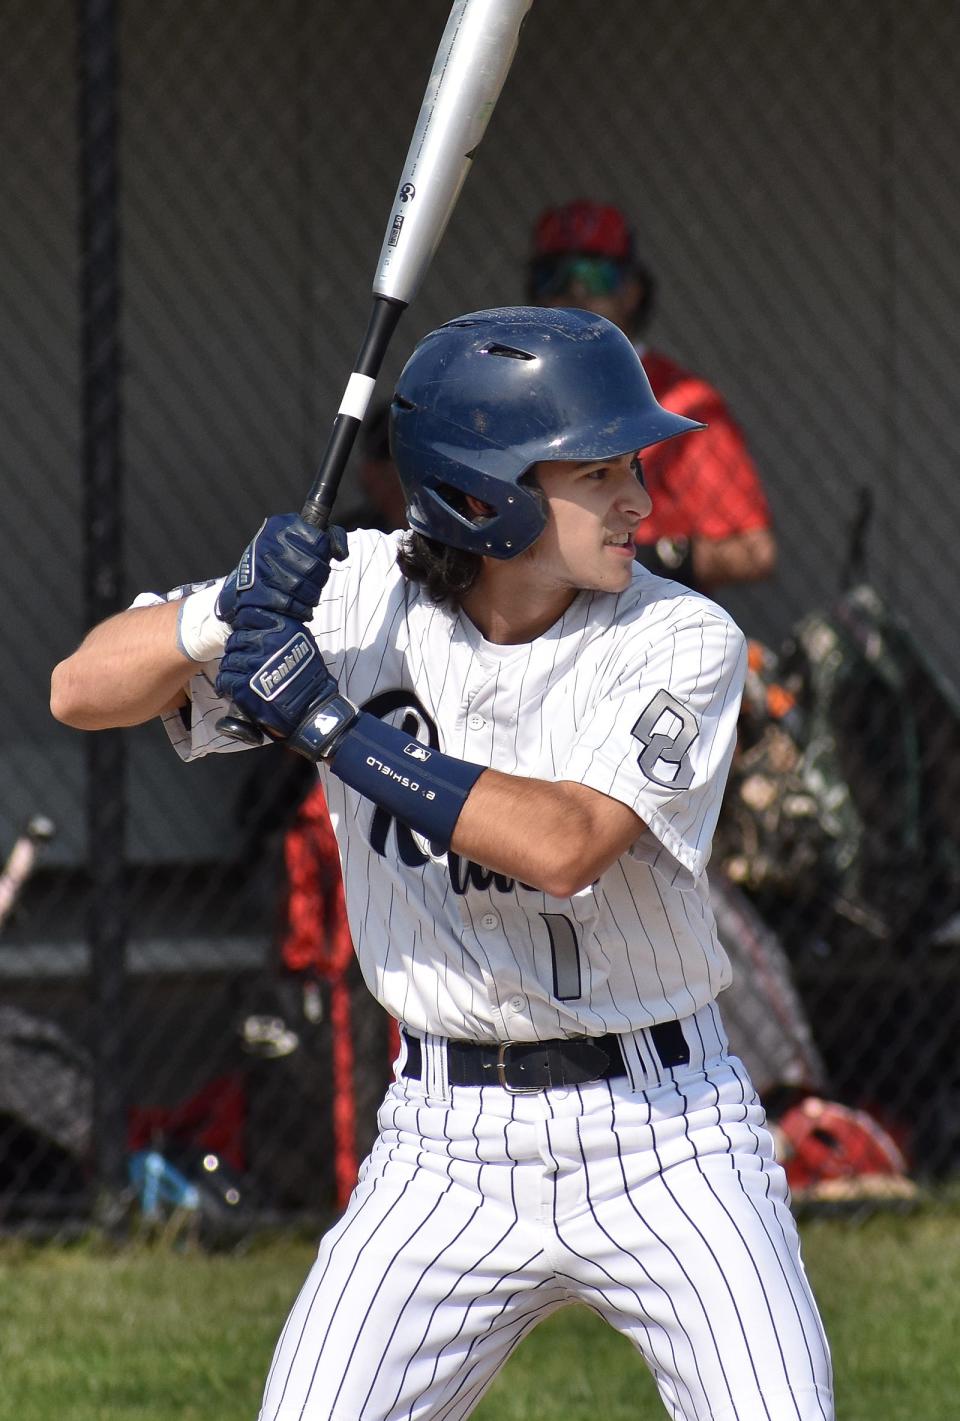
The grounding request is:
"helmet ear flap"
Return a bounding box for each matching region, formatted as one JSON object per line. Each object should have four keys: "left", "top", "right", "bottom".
{"left": 393, "top": 418, "right": 549, "bottom": 560}
{"left": 424, "top": 482, "right": 492, "bottom": 535}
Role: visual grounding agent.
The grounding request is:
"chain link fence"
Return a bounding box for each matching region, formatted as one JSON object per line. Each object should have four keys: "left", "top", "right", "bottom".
{"left": 2, "top": 0, "right": 958, "bottom": 1240}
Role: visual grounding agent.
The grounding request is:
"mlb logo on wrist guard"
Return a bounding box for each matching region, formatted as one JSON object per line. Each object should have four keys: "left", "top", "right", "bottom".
{"left": 250, "top": 632, "right": 315, "bottom": 701}
{"left": 403, "top": 744, "right": 431, "bottom": 762}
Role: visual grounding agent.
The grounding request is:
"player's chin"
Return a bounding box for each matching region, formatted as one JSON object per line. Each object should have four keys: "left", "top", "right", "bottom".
{"left": 565, "top": 548, "right": 635, "bottom": 593}
{"left": 597, "top": 546, "right": 636, "bottom": 589}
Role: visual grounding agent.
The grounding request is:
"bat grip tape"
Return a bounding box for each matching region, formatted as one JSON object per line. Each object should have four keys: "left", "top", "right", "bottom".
{"left": 338, "top": 372, "right": 376, "bottom": 421}
{"left": 328, "top": 713, "right": 485, "bottom": 851}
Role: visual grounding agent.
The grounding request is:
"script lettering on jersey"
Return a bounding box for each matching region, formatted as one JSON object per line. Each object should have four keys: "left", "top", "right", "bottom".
{"left": 445, "top": 852, "right": 539, "bottom": 897}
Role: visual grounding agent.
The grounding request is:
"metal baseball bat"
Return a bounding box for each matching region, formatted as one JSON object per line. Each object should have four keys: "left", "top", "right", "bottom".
{"left": 218, "top": 0, "right": 533, "bottom": 743}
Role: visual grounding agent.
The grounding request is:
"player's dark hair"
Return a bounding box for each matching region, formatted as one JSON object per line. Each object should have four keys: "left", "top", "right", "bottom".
{"left": 396, "top": 531, "right": 482, "bottom": 607}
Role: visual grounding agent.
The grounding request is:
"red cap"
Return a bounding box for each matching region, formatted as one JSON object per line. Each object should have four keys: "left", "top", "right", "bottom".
{"left": 532, "top": 200, "right": 634, "bottom": 262}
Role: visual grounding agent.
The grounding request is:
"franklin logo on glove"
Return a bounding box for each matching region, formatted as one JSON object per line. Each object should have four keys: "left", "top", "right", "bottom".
{"left": 250, "top": 633, "right": 315, "bottom": 701}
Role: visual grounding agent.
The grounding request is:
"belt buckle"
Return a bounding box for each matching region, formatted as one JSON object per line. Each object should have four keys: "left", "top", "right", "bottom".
{"left": 496, "top": 1042, "right": 545, "bottom": 1094}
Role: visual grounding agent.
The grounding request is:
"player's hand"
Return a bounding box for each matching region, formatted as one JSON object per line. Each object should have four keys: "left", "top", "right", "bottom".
{"left": 215, "top": 607, "right": 341, "bottom": 741}
{"left": 216, "top": 515, "right": 348, "bottom": 625}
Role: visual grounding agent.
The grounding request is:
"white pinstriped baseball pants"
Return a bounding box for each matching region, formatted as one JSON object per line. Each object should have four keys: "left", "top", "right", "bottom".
{"left": 259, "top": 1003, "right": 834, "bottom": 1421}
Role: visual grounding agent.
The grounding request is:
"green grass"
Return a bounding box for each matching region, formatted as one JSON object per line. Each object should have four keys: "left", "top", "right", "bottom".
{"left": 0, "top": 1210, "right": 958, "bottom": 1420}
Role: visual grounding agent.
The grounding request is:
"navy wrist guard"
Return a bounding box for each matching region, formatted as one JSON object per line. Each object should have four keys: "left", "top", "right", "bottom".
{"left": 328, "top": 713, "right": 485, "bottom": 851}
{"left": 287, "top": 692, "right": 362, "bottom": 760}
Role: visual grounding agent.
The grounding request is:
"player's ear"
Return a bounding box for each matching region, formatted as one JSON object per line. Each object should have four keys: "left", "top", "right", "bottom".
{"left": 464, "top": 494, "right": 495, "bottom": 523}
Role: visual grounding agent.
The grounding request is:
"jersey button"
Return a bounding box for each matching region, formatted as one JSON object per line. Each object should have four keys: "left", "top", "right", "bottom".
{"left": 480, "top": 912, "right": 499, "bottom": 930}
{"left": 467, "top": 713, "right": 486, "bottom": 731}
{"left": 508, "top": 995, "right": 526, "bottom": 1014}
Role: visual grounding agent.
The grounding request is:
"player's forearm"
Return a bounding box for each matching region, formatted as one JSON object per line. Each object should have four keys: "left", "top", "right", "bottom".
{"left": 50, "top": 601, "right": 194, "bottom": 730}
{"left": 693, "top": 527, "right": 777, "bottom": 587}
{"left": 449, "top": 771, "right": 635, "bottom": 898}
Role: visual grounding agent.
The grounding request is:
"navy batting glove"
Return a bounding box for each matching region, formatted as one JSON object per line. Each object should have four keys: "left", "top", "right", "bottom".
{"left": 216, "top": 515, "right": 348, "bottom": 625}
{"left": 215, "top": 607, "right": 344, "bottom": 741}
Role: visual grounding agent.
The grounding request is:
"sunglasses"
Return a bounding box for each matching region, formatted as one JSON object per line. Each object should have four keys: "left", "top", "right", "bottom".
{"left": 529, "top": 255, "right": 627, "bottom": 300}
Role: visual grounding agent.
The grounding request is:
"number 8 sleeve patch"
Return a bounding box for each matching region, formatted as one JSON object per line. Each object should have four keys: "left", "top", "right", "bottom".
{"left": 631, "top": 688, "right": 699, "bottom": 790}
{"left": 563, "top": 607, "right": 747, "bottom": 877}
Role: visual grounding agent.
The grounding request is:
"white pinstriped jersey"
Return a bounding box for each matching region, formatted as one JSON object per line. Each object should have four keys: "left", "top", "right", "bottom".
{"left": 156, "top": 528, "right": 746, "bottom": 1043}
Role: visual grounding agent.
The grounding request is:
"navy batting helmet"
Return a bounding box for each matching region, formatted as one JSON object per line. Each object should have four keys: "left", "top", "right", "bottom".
{"left": 390, "top": 306, "right": 704, "bottom": 558}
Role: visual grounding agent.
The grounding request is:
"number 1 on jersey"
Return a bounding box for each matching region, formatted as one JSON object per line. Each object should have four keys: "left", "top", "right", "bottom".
{"left": 541, "top": 913, "right": 582, "bottom": 1000}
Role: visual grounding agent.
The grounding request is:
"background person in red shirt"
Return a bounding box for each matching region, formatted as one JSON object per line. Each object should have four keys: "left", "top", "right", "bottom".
{"left": 528, "top": 199, "right": 776, "bottom": 593}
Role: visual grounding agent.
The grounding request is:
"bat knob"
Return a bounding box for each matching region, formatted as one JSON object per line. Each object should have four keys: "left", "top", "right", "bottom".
{"left": 216, "top": 712, "right": 264, "bottom": 746}
{"left": 26, "top": 815, "right": 56, "bottom": 842}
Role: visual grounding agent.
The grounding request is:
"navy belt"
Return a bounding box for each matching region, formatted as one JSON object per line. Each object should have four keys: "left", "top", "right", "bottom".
{"left": 401, "top": 1020, "right": 690, "bottom": 1095}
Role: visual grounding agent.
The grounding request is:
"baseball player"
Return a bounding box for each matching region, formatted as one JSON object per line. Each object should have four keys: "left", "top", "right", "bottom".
{"left": 51, "top": 307, "right": 833, "bottom": 1420}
